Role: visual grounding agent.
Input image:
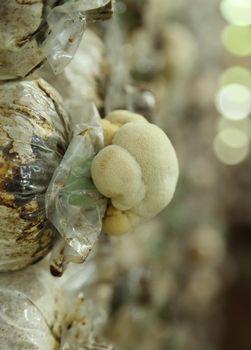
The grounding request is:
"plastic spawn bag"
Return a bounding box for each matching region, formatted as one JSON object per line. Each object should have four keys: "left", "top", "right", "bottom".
{"left": 0, "top": 262, "right": 65, "bottom": 350}
{"left": 46, "top": 104, "right": 107, "bottom": 276}
{"left": 0, "top": 261, "right": 114, "bottom": 350}
{"left": 0, "top": 77, "right": 70, "bottom": 272}
{"left": 0, "top": 0, "right": 111, "bottom": 80}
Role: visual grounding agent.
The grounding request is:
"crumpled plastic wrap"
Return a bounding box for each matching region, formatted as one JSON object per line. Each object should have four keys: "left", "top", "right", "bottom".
{"left": 43, "top": 0, "right": 109, "bottom": 74}
{"left": 0, "top": 0, "right": 111, "bottom": 79}
{"left": 0, "top": 261, "right": 114, "bottom": 350}
{"left": 42, "top": 0, "right": 112, "bottom": 74}
{"left": 42, "top": 9, "right": 87, "bottom": 75}
{"left": 46, "top": 104, "right": 107, "bottom": 276}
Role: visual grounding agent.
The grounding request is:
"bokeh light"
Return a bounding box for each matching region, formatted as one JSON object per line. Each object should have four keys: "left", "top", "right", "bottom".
{"left": 222, "top": 25, "right": 251, "bottom": 56}
{"left": 215, "top": 84, "right": 251, "bottom": 121}
{"left": 220, "top": 0, "right": 251, "bottom": 26}
{"left": 217, "top": 116, "right": 251, "bottom": 138}
{"left": 218, "top": 2, "right": 251, "bottom": 166}
{"left": 219, "top": 66, "right": 251, "bottom": 90}
{"left": 214, "top": 128, "right": 249, "bottom": 165}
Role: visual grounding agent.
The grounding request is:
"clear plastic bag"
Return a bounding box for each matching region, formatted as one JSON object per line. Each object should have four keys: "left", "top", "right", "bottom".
{"left": 42, "top": 9, "right": 87, "bottom": 74}
{"left": 42, "top": 0, "right": 110, "bottom": 74}
{"left": 46, "top": 104, "right": 107, "bottom": 276}
{"left": 0, "top": 77, "right": 70, "bottom": 271}
{"left": 39, "top": 28, "right": 105, "bottom": 115}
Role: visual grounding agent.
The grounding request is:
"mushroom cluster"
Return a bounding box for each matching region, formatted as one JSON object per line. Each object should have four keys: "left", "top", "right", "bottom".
{"left": 91, "top": 110, "right": 179, "bottom": 235}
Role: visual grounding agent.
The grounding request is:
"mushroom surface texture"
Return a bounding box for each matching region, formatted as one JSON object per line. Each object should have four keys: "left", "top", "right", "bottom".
{"left": 91, "top": 110, "right": 179, "bottom": 235}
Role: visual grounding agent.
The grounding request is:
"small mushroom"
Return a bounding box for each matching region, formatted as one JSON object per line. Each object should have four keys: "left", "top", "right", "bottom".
{"left": 91, "top": 110, "right": 179, "bottom": 235}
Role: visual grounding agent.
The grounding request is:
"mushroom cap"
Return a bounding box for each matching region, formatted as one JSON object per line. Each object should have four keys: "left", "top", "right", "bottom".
{"left": 113, "top": 121, "right": 178, "bottom": 218}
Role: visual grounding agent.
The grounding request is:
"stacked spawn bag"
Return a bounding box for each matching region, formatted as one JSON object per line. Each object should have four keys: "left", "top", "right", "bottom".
{"left": 0, "top": 1, "right": 115, "bottom": 349}
{"left": 0, "top": 77, "right": 70, "bottom": 271}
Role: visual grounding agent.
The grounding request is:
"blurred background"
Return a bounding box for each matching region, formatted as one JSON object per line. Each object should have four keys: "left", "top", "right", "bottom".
{"left": 88, "top": 1, "right": 251, "bottom": 349}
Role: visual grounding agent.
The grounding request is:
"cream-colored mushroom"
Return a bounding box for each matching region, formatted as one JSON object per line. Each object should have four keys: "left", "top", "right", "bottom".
{"left": 91, "top": 110, "right": 179, "bottom": 236}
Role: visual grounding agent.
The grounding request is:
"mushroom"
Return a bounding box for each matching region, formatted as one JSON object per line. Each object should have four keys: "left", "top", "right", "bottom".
{"left": 91, "top": 110, "right": 179, "bottom": 235}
